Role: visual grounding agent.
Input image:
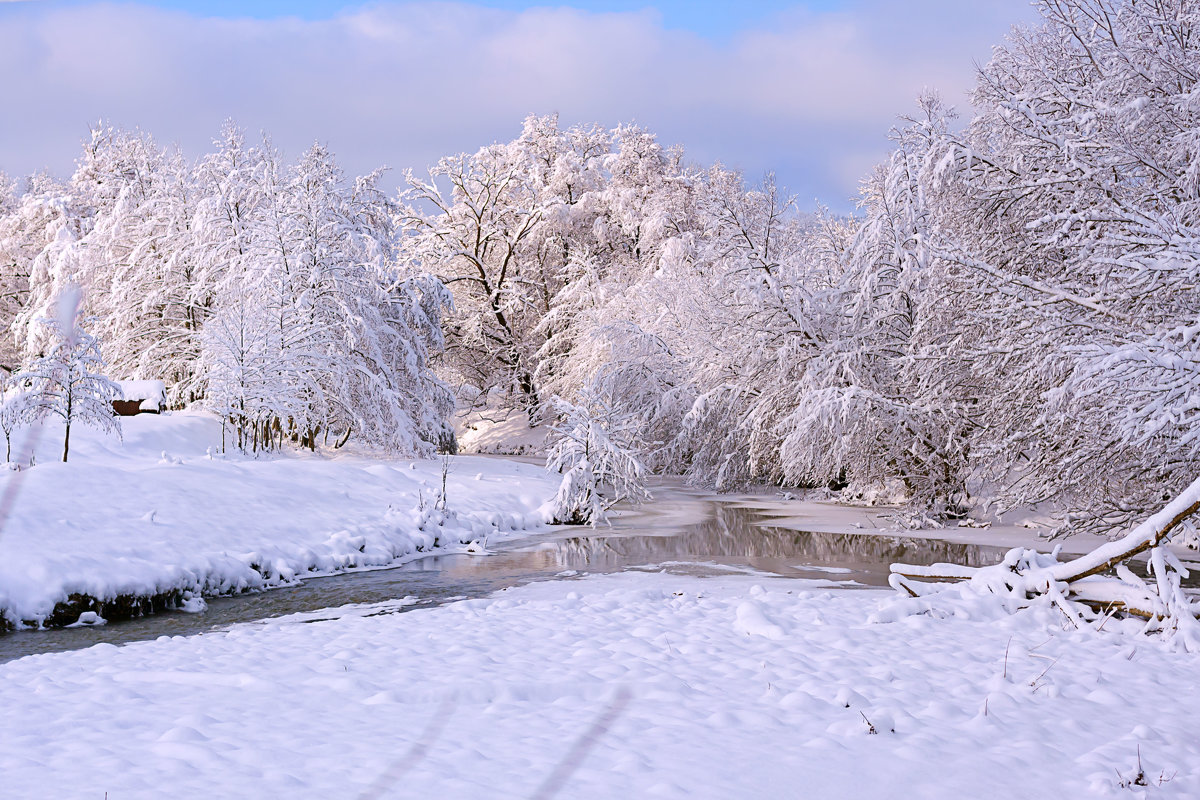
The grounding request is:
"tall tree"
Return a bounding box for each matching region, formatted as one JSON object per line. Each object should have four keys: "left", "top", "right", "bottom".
{"left": 400, "top": 134, "right": 549, "bottom": 420}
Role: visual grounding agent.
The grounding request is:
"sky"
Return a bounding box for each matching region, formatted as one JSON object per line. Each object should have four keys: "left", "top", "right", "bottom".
{"left": 0, "top": 0, "right": 1039, "bottom": 211}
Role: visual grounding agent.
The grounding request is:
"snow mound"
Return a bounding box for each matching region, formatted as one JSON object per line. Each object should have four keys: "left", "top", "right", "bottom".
{"left": 455, "top": 403, "right": 548, "bottom": 455}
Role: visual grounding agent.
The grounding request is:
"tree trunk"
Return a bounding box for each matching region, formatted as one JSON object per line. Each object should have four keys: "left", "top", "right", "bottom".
{"left": 518, "top": 371, "right": 540, "bottom": 426}
{"left": 63, "top": 387, "right": 72, "bottom": 463}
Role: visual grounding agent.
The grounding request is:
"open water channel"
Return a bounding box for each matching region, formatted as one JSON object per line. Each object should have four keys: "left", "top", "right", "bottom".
{"left": 0, "top": 485, "right": 1014, "bottom": 663}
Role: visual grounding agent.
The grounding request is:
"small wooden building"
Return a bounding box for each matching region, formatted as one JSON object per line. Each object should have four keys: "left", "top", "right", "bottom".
{"left": 113, "top": 380, "right": 167, "bottom": 416}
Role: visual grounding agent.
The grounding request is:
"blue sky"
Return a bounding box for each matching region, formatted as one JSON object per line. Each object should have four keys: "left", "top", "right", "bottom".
{"left": 0, "top": 1, "right": 1036, "bottom": 210}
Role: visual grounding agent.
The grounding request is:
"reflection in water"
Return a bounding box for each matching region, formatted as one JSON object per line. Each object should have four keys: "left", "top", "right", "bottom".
{"left": 0, "top": 493, "right": 1011, "bottom": 663}
{"left": 537, "top": 502, "right": 1010, "bottom": 577}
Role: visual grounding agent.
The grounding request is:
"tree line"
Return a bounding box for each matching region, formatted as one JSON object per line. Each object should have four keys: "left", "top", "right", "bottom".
{"left": 0, "top": 124, "right": 452, "bottom": 456}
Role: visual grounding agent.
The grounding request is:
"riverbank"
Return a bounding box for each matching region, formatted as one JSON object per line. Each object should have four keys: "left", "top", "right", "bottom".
{"left": 2, "top": 569, "right": 1197, "bottom": 798}
{"left": 0, "top": 412, "right": 560, "bottom": 629}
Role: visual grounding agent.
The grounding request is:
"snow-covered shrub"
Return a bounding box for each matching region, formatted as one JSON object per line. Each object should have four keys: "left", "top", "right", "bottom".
{"left": 542, "top": 388, "right": 650, "bottom": 526}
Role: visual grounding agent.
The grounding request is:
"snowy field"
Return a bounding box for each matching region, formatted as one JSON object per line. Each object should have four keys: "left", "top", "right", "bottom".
{"left": 0, "top": 412, "right": 559, "bottom": 628}
{"left": 2, "top": 570, "right": 1197, "bottom": 798}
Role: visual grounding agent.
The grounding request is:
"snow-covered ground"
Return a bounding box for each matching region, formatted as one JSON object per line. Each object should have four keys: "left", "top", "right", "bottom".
{"left": 2, "top": 570, "right": 1197, "bottom": 798}
{"left": 0, "top": 412, "right": 560, "bottom": 628}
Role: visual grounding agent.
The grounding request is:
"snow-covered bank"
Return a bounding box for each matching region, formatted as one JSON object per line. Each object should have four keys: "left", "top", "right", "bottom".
{"left": 0, "top": 412, "right": 560, "bottom": 629}
{"left": 2, "top": 571, "right": 1198, "bottom": 798}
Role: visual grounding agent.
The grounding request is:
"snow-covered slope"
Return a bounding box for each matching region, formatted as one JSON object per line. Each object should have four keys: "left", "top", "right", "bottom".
{"left": 0, "top": 411, "right": 559, "bottom": 628}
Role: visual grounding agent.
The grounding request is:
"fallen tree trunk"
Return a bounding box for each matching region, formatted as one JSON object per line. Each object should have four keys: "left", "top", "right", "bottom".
{"left": 889, "top": 476, "right": 1200, "bottom": 631}
{"left": 1050, "top": 484, "right": 1200, "bottom": 584}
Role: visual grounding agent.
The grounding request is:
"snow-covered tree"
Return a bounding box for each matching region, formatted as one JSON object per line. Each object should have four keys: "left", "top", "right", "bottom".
{"left": 400, "top": 134, "right": 550, "bottom": 421}
{"left": 5, "top": 174, "right": 90, "bottom": 370}
{"left": 919, "top": 0, "right": 1200, "bottom": 530}
{"left": 18, "top": 289, "right": 121, "bottom": 462}
{"left": 777, "top": 97, "right": 978, "bottom": 516}
{"left": 195, "top": 135, "right": 452, "bottom": 456}
{"left": 200, "top": 272, "right": 278, "bottom": 453}
{"left": 0, "top": 171, "right": 28, "bottom": 375}
{"left": 0, "top": 378, "right": 34, "bottom": 464}
{"left": 401, "top": 116, "right": 697, "bottom": 427}
{"left": 82, "top": 130, "right": 203, "bottom": 397}
{"left": 659, "top": 169, "right": 824, "bottom": 489}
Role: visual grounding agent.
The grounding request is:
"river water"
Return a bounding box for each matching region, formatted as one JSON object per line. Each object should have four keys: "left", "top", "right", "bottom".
{"left": 0, "top": 486, "right": 1013, "bottom": 663}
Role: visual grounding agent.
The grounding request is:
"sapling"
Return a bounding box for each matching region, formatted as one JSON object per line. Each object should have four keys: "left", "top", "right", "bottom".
{"left": 436, "top": 453, "right": 452, "bottom": 511}
{"left": 16, "top": 288, "right": 121, "bottom": 462}
{"left": 0, "top": 379, "right": 33, "bottom": 463}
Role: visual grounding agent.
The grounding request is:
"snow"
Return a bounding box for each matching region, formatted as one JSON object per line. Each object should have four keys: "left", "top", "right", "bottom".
{"left": 0, "top": 411, "right": 560, "bottom": 627}
{"left": 2, "top": 571, "right": 1199, "bottom": 798}
{"left": 455, "top": 402, "right": 548, "bottom": 455}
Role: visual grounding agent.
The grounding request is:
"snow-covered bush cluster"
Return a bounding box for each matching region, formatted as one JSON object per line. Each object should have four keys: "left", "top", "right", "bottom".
{"left": 0, "top": 0, "right": 1195, "bottom": 530}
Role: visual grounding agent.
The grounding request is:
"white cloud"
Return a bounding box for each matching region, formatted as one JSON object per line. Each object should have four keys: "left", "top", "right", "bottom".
{"left": 0, "top": 1, "right": 1036, "bottom": 209}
